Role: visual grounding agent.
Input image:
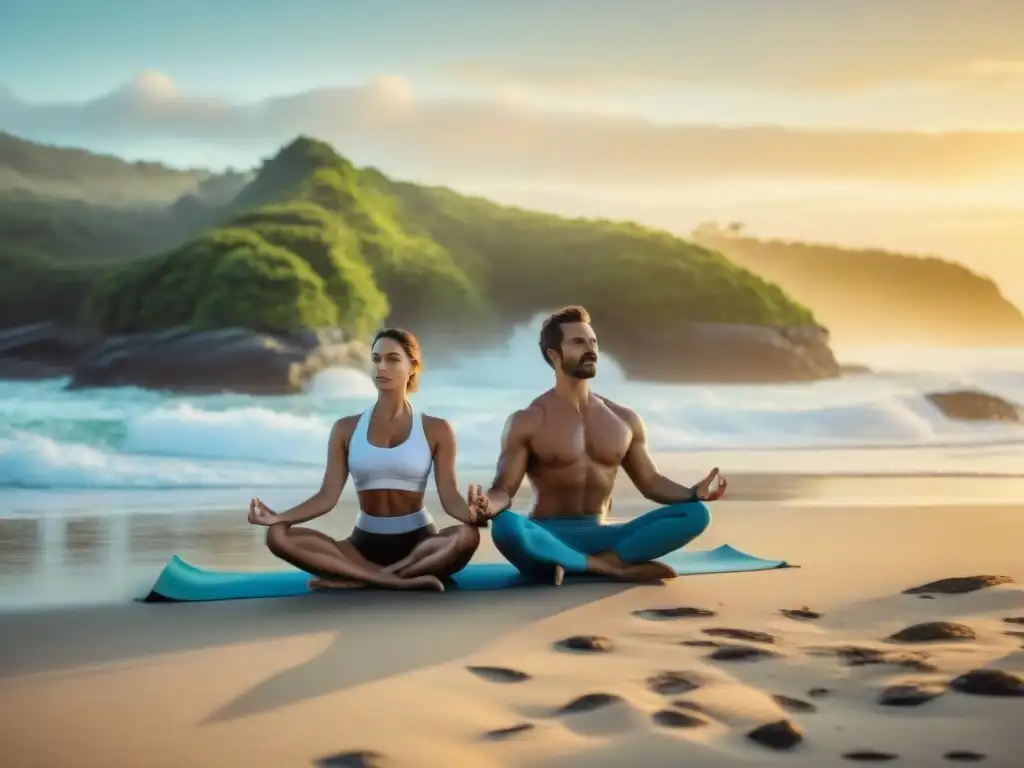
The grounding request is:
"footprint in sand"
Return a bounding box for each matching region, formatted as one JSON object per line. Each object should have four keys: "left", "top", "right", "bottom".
{"left": 781, "top": 606, "right": 822, "bottom": 621}
{"left": 842, "top": 749, "right": 899, "bottom": 762}
{"left": 708, "top": 644, "right": 780, "bottom": 662}
{"left": 680, "top": 639, "right": 721, "bottom": 648}
{"left": 466, "top": 665, "right": 532, "bottom": 684}
{"left": 886, "top": 621, "right": 976, "bottom": 643}
{"left": 822, "top": 645, "right": 937, "bottom": 672}
{"left": 554, "top": 635, "right": 615, "bottom": 653}
{"left": 483, "top": 723, "right": 536, "bottom": 741}
{"left": 1004, "top": 617, "right": 1024, "bottom": 625}
{"left": 557, "top": 693, "right": 626, "bottom": 714}
{"left": 702, "top": 627, "right": 776, "bottom": 644}
{"left": 944, "top": 750, "right": 987, "bottom": 762}
{"left": 632, "top": 606, "right": 716, "bottom": 620}
{"left": 903, "top": 575, "right": 1014, "bottom": 595}
{"left": 746, "top": 720, "right": 803, "bottom": 751}
{"left": 808, "top": 687, "right": 832, "bottom": 698}
{"left": 950, "top": 669, "right": 1024, "bottom": 697}
{"left": 877, "top": 683, "right": 946, "bottom": 707}
{"left": 315, "top": 750, "right": 388, "bottom": 767}
{"left": 651, "top": 708, "right": 708, "bottom": 728}
{"left": 772, "top": 693, "right": 817, "bottom": 713}
{"left": 645, "top": 671, "right": 706, "bottom": 696}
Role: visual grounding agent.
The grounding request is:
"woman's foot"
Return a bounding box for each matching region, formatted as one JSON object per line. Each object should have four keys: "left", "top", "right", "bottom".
{"left": 308, "top": 577, "right": 366, "bottom": 590}
{"left": 393, "top": 574, "right": 445, "bottom": 592}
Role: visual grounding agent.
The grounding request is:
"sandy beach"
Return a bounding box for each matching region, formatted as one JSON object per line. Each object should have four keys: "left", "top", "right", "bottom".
{"left": 1, "top": 478, "right": 1023, "bottom": 767}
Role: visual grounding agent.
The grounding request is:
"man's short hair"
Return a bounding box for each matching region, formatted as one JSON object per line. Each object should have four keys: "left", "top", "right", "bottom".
{"left": 538, "top": 305, "right": 591, "bottom": 368}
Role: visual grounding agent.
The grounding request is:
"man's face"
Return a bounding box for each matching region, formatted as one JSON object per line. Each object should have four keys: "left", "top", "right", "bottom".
{"left": 554, "top": 321, "right": 599, "bottom": 379}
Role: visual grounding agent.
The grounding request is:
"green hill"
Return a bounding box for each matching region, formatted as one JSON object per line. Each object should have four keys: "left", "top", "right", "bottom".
{"left": 1, "top": 134, "right": 818, "bottom": 361}
{"left": 693, "top": 224, "right": 1024, "bottom": 346}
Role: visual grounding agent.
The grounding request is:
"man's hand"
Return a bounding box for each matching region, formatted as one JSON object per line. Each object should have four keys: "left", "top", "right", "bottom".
{"left": 693, "top": 468, "right": 728, "bottom": 501}
{"left": 248, "top": 497, "right": 281, "bottom": 526}
{"left": 467, "top": 484, "right": 495, "bottom": 524}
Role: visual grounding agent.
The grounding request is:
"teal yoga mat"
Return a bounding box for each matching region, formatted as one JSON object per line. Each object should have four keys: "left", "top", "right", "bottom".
{"left": 143, "top": 545, "right": 791, "bottom": 603}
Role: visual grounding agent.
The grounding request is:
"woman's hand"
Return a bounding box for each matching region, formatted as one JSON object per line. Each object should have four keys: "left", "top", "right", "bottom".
{"left": 247, "top": 497, "right": 281, "bottom": 526}
{"left": 466, "top": 484, "right": 494, "bottom": 525}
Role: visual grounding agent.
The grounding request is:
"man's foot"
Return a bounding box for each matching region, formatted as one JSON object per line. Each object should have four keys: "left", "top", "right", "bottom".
{"left": 587, "top": 552, "right": 676, "bottom": 582}
{"left": 553, "top": 565, "right": 565, "bottom": 586}
{"left": 308, "top": 577, "right": 366, "bottom": 590}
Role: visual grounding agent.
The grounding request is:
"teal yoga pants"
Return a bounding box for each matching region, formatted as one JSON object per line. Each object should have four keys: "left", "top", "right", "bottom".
{"left": 490, "top": 502, "right": 712, "bottom": 577}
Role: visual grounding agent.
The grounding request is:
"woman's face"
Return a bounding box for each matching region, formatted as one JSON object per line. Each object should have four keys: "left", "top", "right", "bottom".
{"left": 371, "top": 337, "right": 413, "bottom": 392}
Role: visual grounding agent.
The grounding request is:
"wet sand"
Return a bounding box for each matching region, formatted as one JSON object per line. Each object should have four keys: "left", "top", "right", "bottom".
{"left": 1, "top": 476, "right": 1022, "bottom": 766}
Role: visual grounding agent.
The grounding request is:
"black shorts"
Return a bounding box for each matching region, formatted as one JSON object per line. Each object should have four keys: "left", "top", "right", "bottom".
{"left": 348, "top": 524, "right": 438, "bottom": 566}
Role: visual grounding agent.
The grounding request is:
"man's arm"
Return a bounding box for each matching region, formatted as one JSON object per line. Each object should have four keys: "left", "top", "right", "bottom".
{"left": 484, "top": 407, "right": 541, "bottom": 513}
{"left": 619, "top": 410, "right": 699, "bottom": 504}
{"left": 273, "top": 418, "right": 353, "bottom": 525}
{"left": 428, "top": 417, "right": 478, "bottom": 524}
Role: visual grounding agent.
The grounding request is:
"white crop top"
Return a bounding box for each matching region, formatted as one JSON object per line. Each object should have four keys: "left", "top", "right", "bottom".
{"left": 347, "top": 407, "right": 433, "bottom": 493}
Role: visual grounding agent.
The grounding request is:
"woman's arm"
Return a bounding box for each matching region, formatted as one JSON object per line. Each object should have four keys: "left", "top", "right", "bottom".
{"left": 427, "top": 416, "right": 478, "bottom": 525}
{"left": 271, "top": 417, "right": 355, "bottom": 525}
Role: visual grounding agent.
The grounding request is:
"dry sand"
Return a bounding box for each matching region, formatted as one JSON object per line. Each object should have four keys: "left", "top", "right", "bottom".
{"left": 1, "top": 498, "right": 1023, "bottom": 767}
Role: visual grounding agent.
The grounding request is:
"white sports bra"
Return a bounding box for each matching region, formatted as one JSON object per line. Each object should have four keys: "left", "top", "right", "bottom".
{"left": 347, "top": 406, "right": 433, "bottom": 494}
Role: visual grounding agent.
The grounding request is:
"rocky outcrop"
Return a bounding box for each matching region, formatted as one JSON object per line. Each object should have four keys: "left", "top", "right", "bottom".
{"left": 605, "top": 321, "right": 839, "bottom": 383}
{"left": 0, "top": 322, "right": 369, "bottom": 395}
{"left": 925, "top": 390, "right": 1021, "bottom": 423}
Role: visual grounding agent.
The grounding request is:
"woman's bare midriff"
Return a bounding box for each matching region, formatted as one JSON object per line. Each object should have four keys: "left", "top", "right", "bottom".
{"left": 356, "top": 488, "right": 427, "bottom": 517}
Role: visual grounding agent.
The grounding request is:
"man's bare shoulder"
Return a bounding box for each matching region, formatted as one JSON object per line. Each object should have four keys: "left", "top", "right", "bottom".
{"left": 505, "top": 401, "right": 546, "bottom": 437}
{"left": 595, "top": 395, "right": 642, "bottom": 427}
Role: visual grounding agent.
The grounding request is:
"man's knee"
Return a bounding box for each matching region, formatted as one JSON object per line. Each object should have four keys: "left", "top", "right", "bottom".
{"left": 489, "top": 510, "right": 519, "bottom": 545}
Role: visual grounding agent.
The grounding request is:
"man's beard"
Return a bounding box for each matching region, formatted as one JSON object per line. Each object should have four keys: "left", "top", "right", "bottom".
{"left": 562, "top": 355, "right": 598, "bottom": 379}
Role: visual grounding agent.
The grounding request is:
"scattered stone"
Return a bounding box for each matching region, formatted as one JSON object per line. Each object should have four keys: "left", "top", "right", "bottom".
{"left": 918, "top": 595, "right": 936, "bottom": 600}
{"left": 950, "top": 669, "right": 1024, "bottom": 697}
{"left": 554, "top": 635, "right": 614, "bottom": 653}
{"left": 808, "top": 687, "right": 831, "bottom": 698}
{"left": 843, "top": 750, "right": 899, "bottom": 762}
{"left": 904, "top": 575, "right": 1014, "bottom": 595}
{"left": 944, "top": 750, "right": 987, "bottom": 762}
{"left": 633, "top": 606, "right": 716, "bottom": 620}
{"left": 703, "top": 627, "right": 776, "bottom": 644}
{"left": 466, "top": 666, "right": 531, "bottom": 683}
{"left": 781, "top": 606, "right": 822, "bottom": 620}
{"left": 746, "top": 720, "right": 803, "bottom": 751}
{"left": 670, "top": 699, "right": 711, "bottom": 714}
{"left": 1005, "top": 630, "right": 1024, "bottom": 639}
{"left": 832, "top": 645, "right": 937, "bottom": 672}
{"left": 877, "top": 683, "right": 946, "bottom": 707}
{"left": 652, "top": 708, "right": 707, "bottom": 728}
{"left": 315, "top": 750, "right": 388, "bottom": 767}
{"left": 1004, "top": 617, "right": 1024, "bottom": 625}
{"left": 772, "top": 694, "right": 817, "bottom": 713}
{"left": 483, "top": 723, "right": 535, "bottom": 741}
{"left": 646, "top": 671, "right": 705, "bottom": 696}
{"left": 709, "top": 644, "right": 779, "bottom": 662}
{"left": 680, "top": 639, "right": 720, "bottom": 648}
{"left": 925, "top": 390, "right": 1021, "bottom": 423}
{"left": 887, "top": 622, "right": 976, "bottom": 643}
{"left": 558, "top": 693, "right": 625, "bottom": 714}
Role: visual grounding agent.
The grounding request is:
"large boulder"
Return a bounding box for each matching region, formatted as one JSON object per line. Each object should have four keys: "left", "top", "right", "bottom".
{"left": 606, "top": 322, "right": 840, "bottom": 383}
{"left": 926, "top": 390, "right": 1021, "bottom": 423}
{"left": 66, "top": 326, "right": 370, "bottom": 395}
{"left": 0, "top": 322, "right": 102, "bottom": 379}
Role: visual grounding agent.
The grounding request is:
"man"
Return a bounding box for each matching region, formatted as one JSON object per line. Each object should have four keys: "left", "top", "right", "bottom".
{"left": 468, "top": 305, "right": 727, "bottom": 583}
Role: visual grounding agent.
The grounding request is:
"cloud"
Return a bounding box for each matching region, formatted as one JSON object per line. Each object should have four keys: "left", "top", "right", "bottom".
{"left": 2, "top": 71, "right": 1024, "bottom": 184}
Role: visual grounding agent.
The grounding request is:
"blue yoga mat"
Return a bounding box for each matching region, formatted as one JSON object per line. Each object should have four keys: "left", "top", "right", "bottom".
{"left": 143, "top": 544, "right": 791, "bottom": 603}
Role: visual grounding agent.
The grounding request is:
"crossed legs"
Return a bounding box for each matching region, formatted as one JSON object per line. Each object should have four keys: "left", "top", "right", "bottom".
{"left": 265, "top": 523, "right": 480, "bottom": 592}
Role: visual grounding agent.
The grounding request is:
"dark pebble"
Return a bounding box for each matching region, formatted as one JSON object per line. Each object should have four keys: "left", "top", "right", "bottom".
{"left": 746, "top": 720, "right": 803, "bottom": 750}
{"left": 772, "top": 693, "right": 817, "bottom": 713}
{"left": 646, "top": 670, "right": 705, "bottom": 695}
{"left": 944, "top": 750, "right": 987, "bottom": 762}
{"left": 917, "top": 595, "right": 936, "bottom": 600}
{"left": 781, "top": 606, "right": 822, "bottom": 620}
{"left": 671, "top": 699, "right": 710, "bottom": 714}
{"left": 633, "top": 607, "right": 716, "bottom": 620}
{"left": 315, "top": 750, "right": 388, "bottom": 767}
{"left": 680, "top": 639, "right": 720, "bottom": 648}
{"left": 466, "top": 666, "right": 531, "bottom": 683}
{"left": 843, "top": 750, "right": 899, "bottom": 762}
{"left": 834, "top": 646, "right": 937, "bottom": 672}
{"left": 484, "top": 723, "right": 535, "bottom": 741}
{"left": 808, "top": 687, "right": 831, "bottom": 698}
{"left": 652, "top": 708, "right": 707, "bottom": 728}
{"left": 887, "top": 622, "right": 976, "bottom": 643}
{"left": 558, "top": 692, "right": 625, "bottom": 714}
{"left": 1004, "top": 617, "right": 1024, "bottom": 624}
{"left": 903, "top": 576, "right": 1014, "bottom": 595}
{"left": 950, "top": 669, "right": 1024, "bottom": 697}
{"left": 703, "top": 627, "right": 776, "bottom": 644}
{"left": 877, "top": 683, "right": 945, "bottom": 707}
{"left": 709, "top": 644, "right": 779, "bottom": 662}
{"left": 1004, "top": 630, "right": 1024, "bottom": 639}
{"left": 554, "top": 635, "right": 614, "bottom": 653}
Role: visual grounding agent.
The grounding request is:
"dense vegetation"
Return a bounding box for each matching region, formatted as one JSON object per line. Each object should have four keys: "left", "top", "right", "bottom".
{"left": 694, "top": 224, "right": 1024, "bottom": 345}
{"left": 1, "top": 132, "right": 818, "bottom": 344}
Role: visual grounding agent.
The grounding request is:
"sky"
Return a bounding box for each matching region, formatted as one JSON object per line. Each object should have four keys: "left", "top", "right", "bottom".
{"left": 2, "top": 0, "right": 1023, "bottom": 300}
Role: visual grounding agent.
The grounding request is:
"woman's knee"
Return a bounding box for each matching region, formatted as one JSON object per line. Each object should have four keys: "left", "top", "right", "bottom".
{"left": 456, "top": 522, "right": 482, "bottom": 553}
{"left": 684, "top": 501, "right": 712, "bottom": 536}
{"left": 265, "top": 523, "right": 290, "bottom": 554}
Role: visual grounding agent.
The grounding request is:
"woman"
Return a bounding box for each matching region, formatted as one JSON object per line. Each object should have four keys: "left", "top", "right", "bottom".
{"left": 247, "top": 328, "right": 483, "bottom": 591}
